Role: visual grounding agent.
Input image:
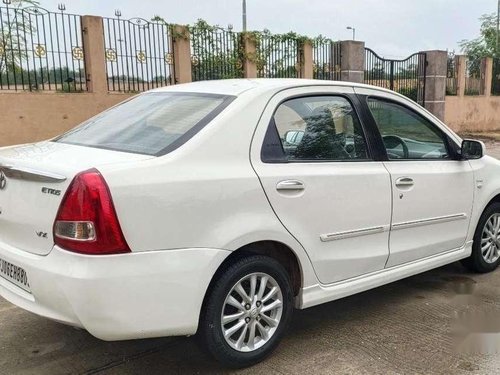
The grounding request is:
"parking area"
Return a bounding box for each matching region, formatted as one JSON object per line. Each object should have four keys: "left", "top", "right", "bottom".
{"left": 2, "top": 141, "right": 500, "bottom": 375}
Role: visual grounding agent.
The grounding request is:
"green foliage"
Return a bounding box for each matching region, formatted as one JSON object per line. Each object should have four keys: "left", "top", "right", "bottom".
{"left": 460, "top": 13, "right": 500, "bottom": 59}
{"left": 0, "top": 0, "right": 40, "bottom": 73}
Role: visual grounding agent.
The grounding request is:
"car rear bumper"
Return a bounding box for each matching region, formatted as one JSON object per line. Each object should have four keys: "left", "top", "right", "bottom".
{"left": 0, "top": 242, "right": 230, "bottom": 340}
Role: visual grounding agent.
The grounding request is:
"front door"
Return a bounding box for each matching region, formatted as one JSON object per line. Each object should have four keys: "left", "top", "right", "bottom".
{"left": 364, "top": 96, "right": 474, "bottom": 267}
{"left": 251, "top": 87, "right": 392, "bottom": 284}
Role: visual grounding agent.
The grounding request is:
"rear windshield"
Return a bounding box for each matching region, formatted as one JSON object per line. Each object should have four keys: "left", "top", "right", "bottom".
{"left": 55, "top": 92, "right": 234, "bottom": 156}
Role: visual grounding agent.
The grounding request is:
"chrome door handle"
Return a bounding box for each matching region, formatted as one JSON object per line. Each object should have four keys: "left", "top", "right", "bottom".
{"left": 276, "top": 180, "right": 305, "bottom": 191}
{"left": 395, "top": 177, "right": 414, "bottom": 188}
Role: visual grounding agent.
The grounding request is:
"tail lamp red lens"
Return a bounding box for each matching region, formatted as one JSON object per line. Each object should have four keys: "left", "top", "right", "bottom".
{"left": 53, "top": 168, "right": 130, "bottom": 255}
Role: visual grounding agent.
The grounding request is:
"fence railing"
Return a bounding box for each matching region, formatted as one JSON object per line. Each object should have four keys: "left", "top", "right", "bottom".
{"left": 0, "top": 5, "right": 86, "bottom": 92}
{"left": 465, "top": 57, "right": 485, "bottom": 96}
{"left": 256, "top": 32, "right": 300, "bottom": 78}
{"left": 190, "top": 24, "right": 243, "bottom": 82}
{"left": 492, "top": 58, "right": 500, "bottom": 96}
{"left": 364, "top": 48, "right": 426, "bottom": 105}
{"left": 446, "top": 52, "right": 457, "bottom": 95}
{"left": 313, "top": 38, "right": 341, "bottom": 80}
{"left": 103, "top": 16, "right": 175, "bottom": 92}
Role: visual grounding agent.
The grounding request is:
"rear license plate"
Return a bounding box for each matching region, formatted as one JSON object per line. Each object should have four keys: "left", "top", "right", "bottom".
{"left": 0, "top": 257, "right": 31, "bottom": 293}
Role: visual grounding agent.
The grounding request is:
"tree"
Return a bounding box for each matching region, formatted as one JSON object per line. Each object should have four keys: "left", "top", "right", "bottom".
{"left": 460, "top": 13, "right": 499, "bottom": 59}
{"left": 0, "top": 0, "right": 40, "bottom": 73}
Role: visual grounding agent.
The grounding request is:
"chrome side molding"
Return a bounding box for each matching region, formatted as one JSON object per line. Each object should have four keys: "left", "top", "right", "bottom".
{"left": 320, "top": 226, "right": 386, "bottom": 242}
{"left": 0, "top": 164, "right": 67, "bottom": 183}
{"left": 391, "top": 213, "right": 467, "bottom": 231}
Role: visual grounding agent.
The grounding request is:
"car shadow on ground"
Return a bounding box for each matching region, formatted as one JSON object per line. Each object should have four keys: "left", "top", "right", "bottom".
{"left": 3, "top": 262, "right": 486, "bottom": 375}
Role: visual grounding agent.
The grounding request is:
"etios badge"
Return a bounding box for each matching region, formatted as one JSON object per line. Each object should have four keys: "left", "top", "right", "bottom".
{"left": 0, "top": 171, "right": 7, "bottom": 190}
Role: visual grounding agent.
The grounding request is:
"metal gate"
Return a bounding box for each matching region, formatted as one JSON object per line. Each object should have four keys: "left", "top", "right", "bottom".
{"left": 364, "top": 48, "right": 427, "bottom": 105}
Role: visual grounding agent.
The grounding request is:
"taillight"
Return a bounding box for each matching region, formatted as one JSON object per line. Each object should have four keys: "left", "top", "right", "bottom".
{"left": 53, "top": 168, "right": 130, "bottom": 255}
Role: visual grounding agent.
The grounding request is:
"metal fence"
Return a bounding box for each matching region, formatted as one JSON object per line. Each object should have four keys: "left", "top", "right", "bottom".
{"left": 464, "top": 57, "right": 485, "bottom": 96}
{"left": 103, "top": 16, "right": 175, "bottom": 92}
{"left": 190, "top": 25, "right": 243, "bottom": 81}
{"left": 256, "top": 33, "right": 300, "bottom": 78}
{"left": 446, "top": 52, "right": 457, "bottom": 95}
{"left": 364, "top": 48, "right": 426, "bottom": 105}
{"left": 492, "top": 58, "right": 500, "bottom": 96}
{"left": 0, "top": 5, "right": 86, "bottom": 91}
{"left": 313, "top": 38, "right": 341, "bottom": 80}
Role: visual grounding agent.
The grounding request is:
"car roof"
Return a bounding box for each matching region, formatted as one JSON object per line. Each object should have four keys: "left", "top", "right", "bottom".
{"left": 150, "top": 78, "right": 400, "bottom": 97}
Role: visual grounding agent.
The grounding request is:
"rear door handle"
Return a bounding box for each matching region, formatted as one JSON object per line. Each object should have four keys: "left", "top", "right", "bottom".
{"left": 276, "top": 180, "right": 305, "bottom": 191}
{"left": 395, "top": 177, "right": 414, "bottom": 188}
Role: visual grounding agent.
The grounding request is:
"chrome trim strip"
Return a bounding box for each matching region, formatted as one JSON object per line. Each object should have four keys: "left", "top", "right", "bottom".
{"left": 320, "top": 226, "right": 386, "bottom": 242}
{"left": 391, "top": 213, "right": 467, "bottom": 231}
{"left": 0, "top": 164, "right": 67, "bottom": 183}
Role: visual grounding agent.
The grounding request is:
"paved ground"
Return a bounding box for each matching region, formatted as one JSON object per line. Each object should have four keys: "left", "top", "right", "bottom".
{"left": 2, "top": 141, "right": 500, "bottom": 375}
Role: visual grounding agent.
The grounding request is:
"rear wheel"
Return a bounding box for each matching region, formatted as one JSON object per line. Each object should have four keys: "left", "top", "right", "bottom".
{"left": 462, "top": 202, "right": 500, "bottom": 273}
{"left": 198, "top": 255, "right": 293, "bottom": 368}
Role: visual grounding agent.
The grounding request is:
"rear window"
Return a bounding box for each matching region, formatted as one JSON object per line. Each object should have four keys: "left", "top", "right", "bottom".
{"left": 55, "top": 92, "right": 234, "bottom": 156}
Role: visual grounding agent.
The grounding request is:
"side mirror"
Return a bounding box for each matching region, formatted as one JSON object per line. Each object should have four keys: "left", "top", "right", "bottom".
{"left": 461, "top": 139, "right": 485, "bottom": 160}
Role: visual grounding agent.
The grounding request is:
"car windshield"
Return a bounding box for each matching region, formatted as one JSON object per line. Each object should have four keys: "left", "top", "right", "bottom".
{"left": 55, "top": 92, "right": 233, "bottom": 156}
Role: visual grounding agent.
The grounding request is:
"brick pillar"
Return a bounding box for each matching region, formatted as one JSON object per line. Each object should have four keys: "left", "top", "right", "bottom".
{"left": 456, "top": 55, "right": 467, "bottom": 97}
{"left": 81, "top": 16, "right": 107, "bottom": 93}
{"left": 421, "top": 50, "right": 447, "bottom": 120}
{"left": 172, "top": 25, "right": 192, "bottom": 84}
{"left": 242, "top": 33, "right": 257, "bottom": 78}
{"left": 339, "top": 40, "right": 365, "bottom": 83}
{"left": 299, "top": 41, "right": 313, "bottom": 79}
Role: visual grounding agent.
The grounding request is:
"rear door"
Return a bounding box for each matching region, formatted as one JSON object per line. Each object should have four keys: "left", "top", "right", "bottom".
{"left": 251, "top": 86, "right": 392, "bottom": 284}
{"left": 357, "top": 90, "right": 474, "bottom": 267}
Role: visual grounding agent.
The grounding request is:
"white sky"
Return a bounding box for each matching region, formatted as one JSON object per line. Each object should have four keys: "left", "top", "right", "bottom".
{"left": 40, "top": 0, "right": 495, "bottom": 58}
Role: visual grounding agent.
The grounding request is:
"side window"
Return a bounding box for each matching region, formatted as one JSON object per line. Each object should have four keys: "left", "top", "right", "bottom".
{"left": 272, "top": 96, "right": 368, "bottom": 161}
{"left": 367, "top": 98, "right": 450, "bottom": 160}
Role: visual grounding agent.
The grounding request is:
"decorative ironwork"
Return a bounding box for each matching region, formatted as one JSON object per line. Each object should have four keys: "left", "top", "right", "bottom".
{"left": 103, "top": 16, "right": 175, "bottom": 92}
{"left": 0, "top": 6, "right": 86, "bottom": 91}
{"left": 72, "top": 47, "right": 84, "bottom": 60}
{"left": 364, "top": 48, "right": 427, "bottom": 105}
{"left": 190, "top": 24, "right": 243, "bottom": 81}
{"left": 446, "top": 52, "right": 457, "bottom": 95}
{"left": 465, "top": 57, "right": 485, "bottom": 96}
{"left": 313, "top": 38, "right": 341, "bottom": 80}
{"left": 492, "top": 58, "right": 500, "bottom": 96}
{"left": 256, "top": 33, "right": 300, "bottom": 78}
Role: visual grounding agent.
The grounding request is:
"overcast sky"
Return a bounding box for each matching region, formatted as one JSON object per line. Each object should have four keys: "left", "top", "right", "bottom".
{"left": 40, "top": 0, "right": 495, "bottom": 58}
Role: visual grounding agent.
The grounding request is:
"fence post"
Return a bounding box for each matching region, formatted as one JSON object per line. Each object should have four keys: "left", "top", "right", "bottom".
{"left": 242, "top": 33, "right": 258, "bottom": 78}
{"left": 456, "top": 55, "right": 467, "bottom": 97}
{"left": 299, "top": 41, "right": 313, "bottom": 79}
{"left": 81, "top": 16, "right": 107, "bottom": 94}
{"left": 172, "top": 25, "right": 192, "bottom": 84}
{"left": 339, "top": 40, "right": 365, "bottom": 83}
{"left": 484, "top": 57, "right": 493, "bottom": 97}
{"left": 421, "top": 50, "right": 447, "bottom": 120}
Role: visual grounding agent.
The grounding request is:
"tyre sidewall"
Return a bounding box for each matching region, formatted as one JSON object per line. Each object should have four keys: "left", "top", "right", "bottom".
{"left": 472, "top": 202, "right": 500, "bottom": 272}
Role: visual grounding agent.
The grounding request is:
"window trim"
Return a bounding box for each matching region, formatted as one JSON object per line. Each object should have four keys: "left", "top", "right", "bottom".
{"left": 363, "top": 95, "right": 461, "bottom": 162}
{"left": 54, "top": 92, "right": 236, "bottom": 157}
{"left": 261, "top": 93, "right": 374, "bottom": 164}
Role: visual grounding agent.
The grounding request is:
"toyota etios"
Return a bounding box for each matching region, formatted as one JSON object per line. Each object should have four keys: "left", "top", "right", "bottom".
{"left": 0, "top": 79, "right": 499, "bottom": 367}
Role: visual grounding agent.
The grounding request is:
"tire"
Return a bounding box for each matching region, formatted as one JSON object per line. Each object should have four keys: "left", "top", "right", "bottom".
{"left": 462, "top": 202, "right": 500, "bottom": 273}
{"left": 198, "top": 254, "right": 294, "bottom": 368}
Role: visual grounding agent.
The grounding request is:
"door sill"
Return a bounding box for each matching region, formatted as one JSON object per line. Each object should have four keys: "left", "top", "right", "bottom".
{"left": 298, "top": 242, "right": 472, "bottom": 309}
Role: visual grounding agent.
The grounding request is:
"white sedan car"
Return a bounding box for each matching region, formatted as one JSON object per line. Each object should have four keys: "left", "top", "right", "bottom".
{"left": 0, "top": 79, "right": 499, "bottom": 367}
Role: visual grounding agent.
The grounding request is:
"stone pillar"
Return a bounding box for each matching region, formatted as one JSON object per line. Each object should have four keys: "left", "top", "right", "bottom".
{"left": 339, "top": 40, "right": 365, "bottom": 83}
{"left": 456, "top": 55, "right": 467, "bottom": 97}
{"left": 242, "top": 33, "right": 257, "bottom": 78}
{"left": 421, "top": 50, "right": 447, "bottom": 120}
{"left": 484, "top": 57, "right": 493, "bottom": 97}
{"left": 299, "top": 41, "right": 314, "bottom": 79}
{"left": 172, "top": 25, "right": 192, "bottom": 84}
{"left": 81, "top": 16, "right": 107, "bottom": 94}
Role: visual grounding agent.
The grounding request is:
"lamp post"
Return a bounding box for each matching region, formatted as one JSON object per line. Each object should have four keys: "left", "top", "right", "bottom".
{"left": 346, "top": 26, "right": 356, "bottom": 41}
{"left": 242, "top": 0, "right": 247, "bottom": 32}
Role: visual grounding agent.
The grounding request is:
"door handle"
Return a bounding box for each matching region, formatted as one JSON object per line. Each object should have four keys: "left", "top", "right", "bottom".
{"left": 395, "top": 177, "right": 414, "bottom": 188}
{"left": 276, "top": 180, "right": 305, "bottom": 191}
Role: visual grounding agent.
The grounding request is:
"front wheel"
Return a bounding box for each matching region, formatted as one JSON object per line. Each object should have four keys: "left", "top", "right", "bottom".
{"left": 462, "top": 202, "right": 500, "bottom": 273}
{"left": 198, "top": 255, "right": 293, "bottom": 368}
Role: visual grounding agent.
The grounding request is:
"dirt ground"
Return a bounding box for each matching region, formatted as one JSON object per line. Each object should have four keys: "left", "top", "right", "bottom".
{"left": 1, "top": 142, "right": 500, "bottom": 375}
